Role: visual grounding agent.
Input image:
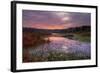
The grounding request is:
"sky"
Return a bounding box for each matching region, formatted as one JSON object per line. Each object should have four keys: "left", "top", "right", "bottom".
{"left": 23, "top": 10, "right": 91, "bottom": 30}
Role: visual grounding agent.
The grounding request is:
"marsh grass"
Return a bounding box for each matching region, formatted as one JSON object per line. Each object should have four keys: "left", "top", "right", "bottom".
{"left": 23, "top": 30, "right": 91, "bottom": 62}
{"left": 23, "top": 50, "right": 90, "bottom": 62}
{"left": 74, "top": 32, "right": 90, "bottom": 42}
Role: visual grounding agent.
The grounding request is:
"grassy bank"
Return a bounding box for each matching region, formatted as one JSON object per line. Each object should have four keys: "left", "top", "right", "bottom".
{"left": 23, "top": 32, "right": 50, "bottom": 48}
{"left": 74, "top": 32, "right": 90, "bottom": 42}
{"left": 23, "top": 51, "right": 90, "bottom": 62}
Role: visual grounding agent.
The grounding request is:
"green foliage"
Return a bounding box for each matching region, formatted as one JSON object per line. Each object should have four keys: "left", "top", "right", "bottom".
{"left": 74, "top": 32, "right": 90, "bottom": 42}
{"left": 23, "top": 51, "right": 90, "bottom": 62}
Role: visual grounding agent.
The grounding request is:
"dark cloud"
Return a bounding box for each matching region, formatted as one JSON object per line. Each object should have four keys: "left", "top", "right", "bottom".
{"left": 67, "top": 12, "right": 91, "bottom": 26}
{"left": 23, "top": 10, "right": 91, "bottom": 29}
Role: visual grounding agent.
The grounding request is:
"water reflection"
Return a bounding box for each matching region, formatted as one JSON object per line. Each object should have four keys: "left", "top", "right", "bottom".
{"left": 48, "top": 36, "right": 66, "bottom": 41}
{"left": 23, "top": 36, "right": 91, "bottom": 62}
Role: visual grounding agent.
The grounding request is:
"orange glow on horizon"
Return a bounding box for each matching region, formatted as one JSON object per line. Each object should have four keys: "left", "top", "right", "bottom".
{"left": 30, "top": 23, "right": 73, "bottom": 30}
{"left": 41, "top": 25, "right": 65, "bottom": 30}
{"left": 24, "top": 23, "right": 76, "bottom": 30}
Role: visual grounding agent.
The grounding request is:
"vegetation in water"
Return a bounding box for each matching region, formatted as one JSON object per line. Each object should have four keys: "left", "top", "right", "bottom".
{"left": 23, "top": 26, "right": 91, "bottom": 63}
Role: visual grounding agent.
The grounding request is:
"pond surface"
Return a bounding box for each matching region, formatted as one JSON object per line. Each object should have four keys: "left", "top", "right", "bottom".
{"left": 23, "top": 36, "right": 91, "bottom": 62}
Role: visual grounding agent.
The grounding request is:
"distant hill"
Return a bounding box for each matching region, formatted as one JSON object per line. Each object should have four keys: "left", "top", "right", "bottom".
{"left": 23, "top": 26, "right": 90, "bottom": 33}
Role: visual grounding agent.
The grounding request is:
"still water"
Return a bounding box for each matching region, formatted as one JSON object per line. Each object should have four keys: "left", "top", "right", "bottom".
{"left": 23, "top": 36, "right": 91, "bottom": 62}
